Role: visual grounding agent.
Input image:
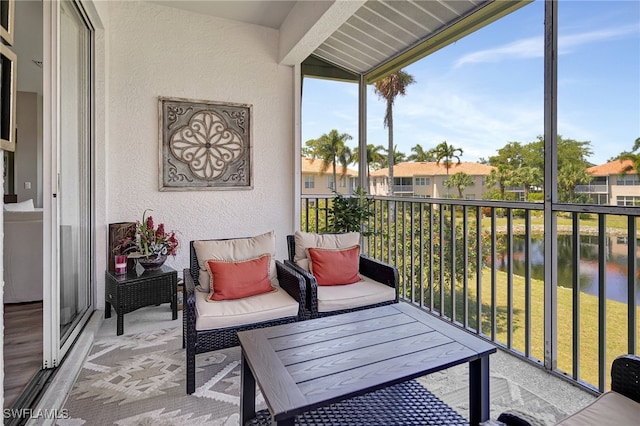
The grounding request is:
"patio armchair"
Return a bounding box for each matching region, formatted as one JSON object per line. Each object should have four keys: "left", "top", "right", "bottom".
{"left": 285, "top": 231, "right": 398, "bottom": 319}
{"left": 497, "top": 354, "right": 640, "bottom": 426}
{"left": 183, "top": 231, "right": 306, "bottom": 394}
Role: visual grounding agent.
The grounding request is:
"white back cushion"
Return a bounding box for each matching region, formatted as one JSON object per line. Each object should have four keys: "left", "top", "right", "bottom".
{"left": 293, "top": 231, "right": 360, "bottom": 271}
{"left": 193, "top": 231, "right": 276, "bottom": 292}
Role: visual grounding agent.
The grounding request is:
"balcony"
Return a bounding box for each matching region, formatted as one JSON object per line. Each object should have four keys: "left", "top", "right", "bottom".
{"left": 393, "top": 184, "right": 414, "bottom": 194}
{"left": 575, "top": 184, "right": 609, "bottom": 193}
{"left": 36, "top": 194, "right": 640, "bottom": 424}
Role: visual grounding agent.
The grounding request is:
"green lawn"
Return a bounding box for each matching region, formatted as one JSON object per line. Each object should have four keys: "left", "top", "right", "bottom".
{"left": 470, "top": 268, "right": 639, "bottom": 389}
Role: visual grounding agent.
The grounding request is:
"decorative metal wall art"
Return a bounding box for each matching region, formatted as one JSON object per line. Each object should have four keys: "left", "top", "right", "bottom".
{"left": 158, "top": 97, "right": 253, "bottom": 190}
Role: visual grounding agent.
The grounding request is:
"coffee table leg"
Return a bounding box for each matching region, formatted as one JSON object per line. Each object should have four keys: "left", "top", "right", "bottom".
{"left": 240, "top": 351, "right": 256, "bottom": 425}
{"left": 469, "top": 355, "right": 490, "bottom": 426}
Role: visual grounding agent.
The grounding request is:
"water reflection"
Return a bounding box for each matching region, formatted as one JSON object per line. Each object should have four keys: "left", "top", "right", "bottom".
{"left": 496, "top": 234, "right": 640, "bottom": 305}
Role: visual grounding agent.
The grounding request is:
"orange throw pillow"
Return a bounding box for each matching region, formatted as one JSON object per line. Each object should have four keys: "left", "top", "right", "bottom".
{"left": 206, "top": 254, "right": 273, "bottom": 301}
{"left": 307, "top": 245, "right": 361, "bottom": 286}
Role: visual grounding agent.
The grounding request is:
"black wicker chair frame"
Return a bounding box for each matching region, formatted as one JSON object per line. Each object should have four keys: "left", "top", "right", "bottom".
{"left": 184, "top": 239, "right": 306, "bottom": 395}
{"left": 611, "top": 354, "right": 640, "bottom": 403}
{"left": 284, "top": 234, "right": 399, "bottom": 319}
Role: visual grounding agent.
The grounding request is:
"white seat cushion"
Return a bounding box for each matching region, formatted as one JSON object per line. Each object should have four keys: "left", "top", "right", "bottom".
{"left": 194, "top": 287, "right": 299, "bottom": 330}
{"left": 316, "top": 275, "right": 396, "bottom": 313}
{"left": 3, "top": 198, "right": 35, "bottom": 211}
{"left": 555, "top": 391, "right": 640, "bottom": 426}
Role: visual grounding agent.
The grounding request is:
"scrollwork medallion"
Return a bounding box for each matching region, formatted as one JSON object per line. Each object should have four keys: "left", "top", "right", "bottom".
{"left": 159, "top": 97, "right": 252, "bottom": 190}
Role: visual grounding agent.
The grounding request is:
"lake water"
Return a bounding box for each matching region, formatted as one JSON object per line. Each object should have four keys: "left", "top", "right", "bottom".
{"left": 495, "top": 234, "right": 640, "bottom": 306}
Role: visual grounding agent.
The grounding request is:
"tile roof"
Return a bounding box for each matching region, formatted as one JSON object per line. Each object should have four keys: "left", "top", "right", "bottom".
{"left": 587, "top": 159, "right": 636, "bottom": 176}
{"left": 301, "top": 157, "right": 358, "bottom": 176}
{"left": 369, "top": 162, "right": 495, "bottom": 177}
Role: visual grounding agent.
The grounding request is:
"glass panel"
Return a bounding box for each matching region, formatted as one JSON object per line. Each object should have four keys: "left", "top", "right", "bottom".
{"left": 558, "top": 1, "right": 640, "bottom": 206}
{"left": 301, "top": 77, "right": 359, "bottom": 196}
{"left": 365, "top": 2, "right": 544, "bottom": 202}
{"left": 58, "top": 0, "right": 91, "bottom": 340}
{"left": 557, "top": 1, "right": 640, "bottom": 386}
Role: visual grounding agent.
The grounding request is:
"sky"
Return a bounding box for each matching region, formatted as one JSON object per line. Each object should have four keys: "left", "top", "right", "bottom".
{"left": 301, "top": 0, "right": 640, "bottom": 166}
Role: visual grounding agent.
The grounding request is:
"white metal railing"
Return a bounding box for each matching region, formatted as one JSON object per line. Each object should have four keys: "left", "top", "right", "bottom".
{"left": 575, "top": 185, "right": 608, "bottom": 193}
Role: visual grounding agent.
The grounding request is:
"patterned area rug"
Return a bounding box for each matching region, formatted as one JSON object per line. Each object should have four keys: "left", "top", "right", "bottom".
{"left": 58, "top": 327, "right": 265, "bottom": 425}
{"left": 58, "top": 326, "right": 577, "bottom": 426}
{"left": 417, "top": 361, "right": 570, "bottom": 425}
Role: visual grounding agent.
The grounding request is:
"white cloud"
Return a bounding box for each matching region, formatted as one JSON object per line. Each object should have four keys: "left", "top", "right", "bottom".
{"left": 454, "top": 37, "right": 541, "bottom": 68}
{"left": 559, "top": 24, "right": 639, "bottom": 53}
{"left": 371, "top": 82, "right": 544, "bottom": 161}
{"left": 454, "top": 24, "right": 638, "bottom": 68}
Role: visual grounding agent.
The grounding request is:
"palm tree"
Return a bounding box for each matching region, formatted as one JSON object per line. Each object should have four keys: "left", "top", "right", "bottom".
{"left": 373, "top": 70, "right": 415, "bottom": 195}
{"left": 304, "top": 129, "right": 353, "bottom": 190}
{"left": 485, "top": 166, "right": 512, "bottom": 200}
{"left": 558, "top": 162, "right": 591, "bottom": 203}
{"left": 444, "top": 172, "right": 475, "bottom": 198}
{"left": 434, "top": 141, "right": 463, "bottom": 175}
{"left": 354, "top": 143, "right": 385, "bottom": 189}
{"left": 509, "top": 166, "right": 543, "bottom": 201}
{"left": 434, "top": 141, "right": 463, "bottom": 197}
{"left": 618, "top": 137, "right": 640, "bottom": 175}
{"left": 380, "top": 145, "right": 407, "bottom": 168}
{"left": 408, "top": 144, "right": 436, "bottom": 162}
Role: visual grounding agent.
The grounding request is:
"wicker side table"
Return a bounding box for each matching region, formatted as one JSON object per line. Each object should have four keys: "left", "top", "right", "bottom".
{"left": 105, "top": 265, "right": 178, "bottom": 335}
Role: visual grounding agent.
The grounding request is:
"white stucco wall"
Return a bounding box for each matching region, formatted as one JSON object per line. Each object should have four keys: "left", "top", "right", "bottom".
{"left": 99, "top": 1, "right": 295, "bottom": 308}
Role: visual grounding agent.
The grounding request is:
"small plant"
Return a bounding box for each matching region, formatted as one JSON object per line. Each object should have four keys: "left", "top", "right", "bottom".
{"left": 114, "top": 209, "right": 179, "bottom": 258}
{"left": 326, "top": 187, "right": 375, "bottom": 237}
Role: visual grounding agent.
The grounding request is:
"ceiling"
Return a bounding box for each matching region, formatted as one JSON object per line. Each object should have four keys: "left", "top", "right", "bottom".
{"left": 155, "top": 0, "right": 529, "bottom": 81}
{"left": 314, "top": 0, "right": 487, "bottom": 75}
{"left": 10, "top": 1, "right": 529, "bottom": 96}
{"left": 151, "top": 0, "right": 298, "bottom": 29}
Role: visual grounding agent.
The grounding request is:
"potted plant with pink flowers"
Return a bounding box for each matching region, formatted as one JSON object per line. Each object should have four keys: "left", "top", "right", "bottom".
{"left": 115, "top": 210, "right": 179, "bottom": 270}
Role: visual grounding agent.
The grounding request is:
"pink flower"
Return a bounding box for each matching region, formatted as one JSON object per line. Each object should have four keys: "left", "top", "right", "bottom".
{"left": 128, "top": 210, "right": 180, "bottom": 257}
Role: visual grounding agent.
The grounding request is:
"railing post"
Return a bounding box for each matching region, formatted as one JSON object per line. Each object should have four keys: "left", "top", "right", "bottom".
{"left": 572, "top": 213, "right": 580, "bottom": 380}
{"left": 491, "top": 208, "right": 497, "bottom": 340}
{"left": 597, "top": 215, "right": 607, "bottom": 391}
{"left": 628, "top": 216, "right": 638, "bottom": 355}
{"left": 476, "top": 205, "right": 482, "bottom": 334}
{"left": 543, "top": 0, "right": 558, "bottom": 373}
{"left": 506, "top": 208, "right": 513, "bottom": 349}
{"left": 524, "top": 210, "right": 532, "bottom": 357}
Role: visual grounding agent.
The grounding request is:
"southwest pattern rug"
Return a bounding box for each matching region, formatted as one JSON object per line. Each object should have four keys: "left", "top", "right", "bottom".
{"left": 57, "top": 327, "right": 266, "bottom": 425}
{"left": 58, "top": 326, "right": 571, "bottom": 425}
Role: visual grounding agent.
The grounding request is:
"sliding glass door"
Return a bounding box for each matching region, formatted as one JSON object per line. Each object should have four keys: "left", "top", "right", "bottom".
{"left": 58, "top": 0, "right": 92, "bottom": 341}
{"left": 43, "top": 0, "right": 93, "bottom": 366}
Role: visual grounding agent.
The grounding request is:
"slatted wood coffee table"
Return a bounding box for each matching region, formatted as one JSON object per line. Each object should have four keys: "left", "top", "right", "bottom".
{"left": 238, "top": 303, "right": 496, "bottom": 426}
